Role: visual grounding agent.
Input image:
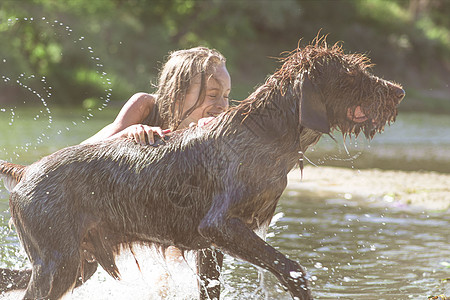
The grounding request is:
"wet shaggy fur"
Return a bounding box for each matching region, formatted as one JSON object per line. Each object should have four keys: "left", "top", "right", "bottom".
{"left": 0, "top": 38, "right": 404, "bottom": 300}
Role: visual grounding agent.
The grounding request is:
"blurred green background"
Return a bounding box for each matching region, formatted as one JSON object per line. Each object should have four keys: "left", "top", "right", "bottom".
{"left": 0, "top": 0, "right": 449, "bottom": 113}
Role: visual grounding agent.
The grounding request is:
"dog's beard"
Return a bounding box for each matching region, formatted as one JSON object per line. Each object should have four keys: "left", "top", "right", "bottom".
{"left": 338, "top": 106, "right": 398, "bottom": 140}
{"left": 345, "top": 118, "right": 396, "bottom": 140}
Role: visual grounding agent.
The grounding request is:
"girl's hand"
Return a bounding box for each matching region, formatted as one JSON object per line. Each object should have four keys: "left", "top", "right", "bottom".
{"left": 122, "top": 124, "right": 171, "bottom": 146}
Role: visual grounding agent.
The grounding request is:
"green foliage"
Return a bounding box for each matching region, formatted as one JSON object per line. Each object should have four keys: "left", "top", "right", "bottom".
{"left": 356, "top": 0, "right": 410, "bottom": 28}
{"left": 0, "top": 0, "right": 449, "bottom": 112}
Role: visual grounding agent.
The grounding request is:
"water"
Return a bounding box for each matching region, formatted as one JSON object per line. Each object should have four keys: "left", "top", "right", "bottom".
{"left": 0, "top": 17, "right": 112, "bottom": 163}
{"left": 0, "top": 106, "right": 115, "bottom": 164}
{"left": 266, "top": 193, "right": 449, "bottom": 299}
{"left": 306, "top": 112, "right": 450, "bottom": 173}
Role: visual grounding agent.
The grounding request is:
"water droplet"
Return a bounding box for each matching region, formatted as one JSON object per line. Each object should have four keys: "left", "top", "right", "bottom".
{"left": 290, "top": 271, "right": 303, "bottom": 279}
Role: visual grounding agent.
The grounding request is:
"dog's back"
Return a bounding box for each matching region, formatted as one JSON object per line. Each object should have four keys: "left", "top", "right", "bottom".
{"left": 10, "top": 133, "right": 220, "bottom": 246}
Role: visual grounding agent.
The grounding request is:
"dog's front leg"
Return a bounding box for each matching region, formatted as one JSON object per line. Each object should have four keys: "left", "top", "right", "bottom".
{"left": 198, "top": 216, "right": 312, "bottom": 300}
{"left": 197, "top": 248, "right": 223, "bottom": 300}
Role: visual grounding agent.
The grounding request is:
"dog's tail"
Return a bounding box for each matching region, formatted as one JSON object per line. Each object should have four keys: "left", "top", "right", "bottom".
{"left": 0, "top": 160, "right": 26, "bottom": 192}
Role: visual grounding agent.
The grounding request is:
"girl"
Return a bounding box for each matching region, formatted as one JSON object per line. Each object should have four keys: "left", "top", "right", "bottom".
{"left": 82, "top": 47, "right": 230, "bottom": 145}
{"left": 83, "top": 46, "right": 231, "bottom": 296}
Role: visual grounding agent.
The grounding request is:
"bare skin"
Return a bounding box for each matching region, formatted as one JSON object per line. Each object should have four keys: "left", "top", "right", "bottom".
{"left": 177, "top": 64, "right": 230, "bottom": 129}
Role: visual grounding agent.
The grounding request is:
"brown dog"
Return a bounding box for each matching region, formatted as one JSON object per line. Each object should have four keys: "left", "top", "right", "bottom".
{"left": 0, "top": 38, "right": 404, "bottom": 300}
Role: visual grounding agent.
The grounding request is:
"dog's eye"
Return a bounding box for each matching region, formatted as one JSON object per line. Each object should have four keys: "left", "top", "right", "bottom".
{"left": 346, "top": 68, "right": 358, "bottom": 77}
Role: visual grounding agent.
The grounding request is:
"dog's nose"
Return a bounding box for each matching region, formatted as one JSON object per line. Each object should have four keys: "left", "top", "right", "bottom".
{"left": 395, "top": 87, "right": 405, "bottom": 102}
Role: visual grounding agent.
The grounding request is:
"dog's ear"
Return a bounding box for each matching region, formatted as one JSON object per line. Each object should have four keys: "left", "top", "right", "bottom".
{"left": 299, "top": 76, "right": 330, "bottom": 133}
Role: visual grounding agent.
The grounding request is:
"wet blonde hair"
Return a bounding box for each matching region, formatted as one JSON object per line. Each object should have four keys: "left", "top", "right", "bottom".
{"left": 154, "top": 47, "right": 226, "bottom": 130}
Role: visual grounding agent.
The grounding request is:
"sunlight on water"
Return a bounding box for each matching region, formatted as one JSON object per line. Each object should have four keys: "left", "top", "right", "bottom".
{"left": 71, "top": 248, "right": 200, "bottom": 300}
{"left": 0, "top": 247, "right": 200, "bottom": 300}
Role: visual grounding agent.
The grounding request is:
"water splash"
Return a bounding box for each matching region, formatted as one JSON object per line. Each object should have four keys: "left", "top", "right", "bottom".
{"left": 305, "top": 135, "right": 367, "bottom": 169}
{"left": 0, "top": 16, "right": 113, "bottom": 160}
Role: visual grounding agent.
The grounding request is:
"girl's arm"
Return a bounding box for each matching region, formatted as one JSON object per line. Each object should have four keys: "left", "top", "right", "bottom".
{"left": 81, "top": 93, "right": 167, "bottom": 145}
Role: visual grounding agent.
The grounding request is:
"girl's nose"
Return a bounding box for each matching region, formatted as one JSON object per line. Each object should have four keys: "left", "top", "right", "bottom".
{"left": 217, "top": 96, "right": 229, "bottom": 111}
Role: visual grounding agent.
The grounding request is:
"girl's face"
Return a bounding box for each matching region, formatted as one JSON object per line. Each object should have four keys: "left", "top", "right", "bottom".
{"left": 178, "top": 64, "right": 231, "bottom": 129}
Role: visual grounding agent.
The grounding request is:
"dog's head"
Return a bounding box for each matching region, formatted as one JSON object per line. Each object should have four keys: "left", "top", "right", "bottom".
{"left": 288, "top": 38, "right": 405, "bottom": 139}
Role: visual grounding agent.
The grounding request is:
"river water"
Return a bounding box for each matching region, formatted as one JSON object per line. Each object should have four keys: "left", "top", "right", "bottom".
{"left": 0, "top": 109, "right": 449, "bottom": 299}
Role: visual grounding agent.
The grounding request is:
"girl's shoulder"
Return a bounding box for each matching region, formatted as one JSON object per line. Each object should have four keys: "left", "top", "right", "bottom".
{"left": 128, "top": 93, "right": 163, "bottom": 127}
{"left": 126, "top": 93, "right": 158, "bottom": 119}
{"left": 129, "top": 92, "right": 157, "bottom": 105}
{"left": 116, "top": 93, "right": 159, "bottom": 125}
